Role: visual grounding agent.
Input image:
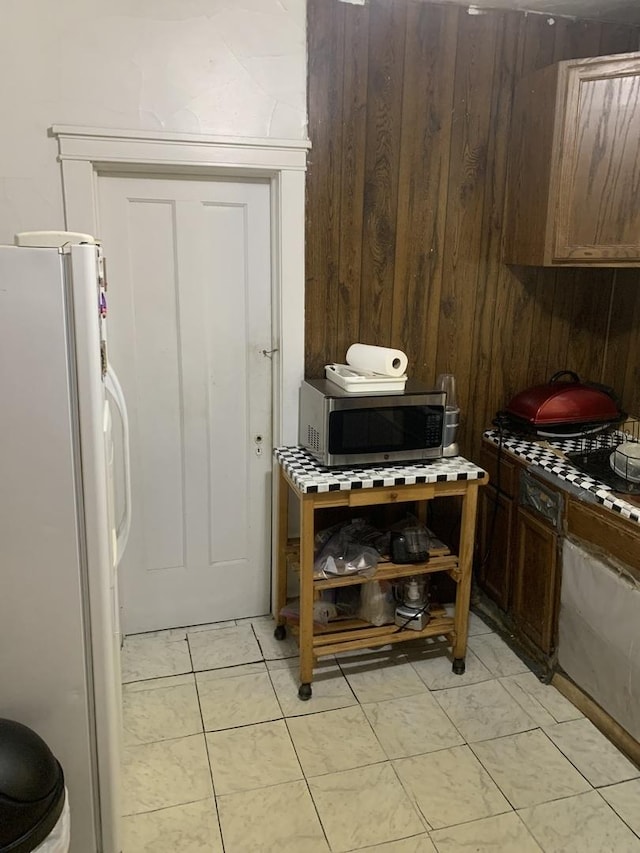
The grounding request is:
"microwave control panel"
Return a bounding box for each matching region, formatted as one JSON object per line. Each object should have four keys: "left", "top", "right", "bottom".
{"left": 425, "top": 410, "right": 444, "bottom": 447}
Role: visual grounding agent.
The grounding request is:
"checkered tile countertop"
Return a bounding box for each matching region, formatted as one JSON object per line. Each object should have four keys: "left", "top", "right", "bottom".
{"left": 273, "top": 446, "right": 487, "bottom": 494}
{"left": 483, "top": 429, "right": 640, "bottom": 526}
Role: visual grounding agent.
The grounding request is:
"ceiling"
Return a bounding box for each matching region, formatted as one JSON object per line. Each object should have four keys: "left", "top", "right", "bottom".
{"left": 429, "top": 0, "right": 640, "bottom": 25}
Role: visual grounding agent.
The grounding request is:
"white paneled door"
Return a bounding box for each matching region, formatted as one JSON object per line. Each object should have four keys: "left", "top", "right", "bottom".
{"left": 98, "top": 175, "right": 273, "bottom": 634}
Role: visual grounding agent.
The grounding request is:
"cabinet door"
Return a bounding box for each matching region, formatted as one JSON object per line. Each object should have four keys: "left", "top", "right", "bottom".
{"left": 554, "top": 55, "right": 640, "bottom": 264}
{"left": 480, "top": 444, "right": 518, "bottom": 499}
{"left": 512, "top": 507, "right": 558, "bottom": 654}
{"left": 478, "top": 485, "right": 513, "bottom": 612}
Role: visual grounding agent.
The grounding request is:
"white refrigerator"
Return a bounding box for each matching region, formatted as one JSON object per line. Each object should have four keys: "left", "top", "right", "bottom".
{"left": 0, "top": 235, "right": 131, "bottom": 853}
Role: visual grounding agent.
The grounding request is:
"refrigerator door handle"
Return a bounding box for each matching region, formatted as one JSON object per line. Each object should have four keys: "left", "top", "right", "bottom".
{"left": 105, "top": 366, "right": 132, "bottom": 565}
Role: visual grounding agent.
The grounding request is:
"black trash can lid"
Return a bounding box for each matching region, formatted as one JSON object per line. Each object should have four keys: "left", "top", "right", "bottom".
{"left": 0, "top": 719, "right": 65, "bottom": 853}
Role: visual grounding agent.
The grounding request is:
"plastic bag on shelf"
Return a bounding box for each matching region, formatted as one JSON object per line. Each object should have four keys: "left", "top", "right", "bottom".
{"left": 358, "top": 580, "right": 396, "bottom": 626}
{"left": 314, "top": 520, "right": 349, "bottom": 556}
{"left": 315, "top": 543, "right": 379, "bottom": 578}
{"left": 314, "top": 518, "right": 383, "bottom": 578}
{"left": 317, "top": 546, "right": 379, "bottom": 578}
{"left": 314, "top": 518, "right": 387, "bottom": 558}
{"left": 279, "top": 598, "right": 337, "bottom": 628}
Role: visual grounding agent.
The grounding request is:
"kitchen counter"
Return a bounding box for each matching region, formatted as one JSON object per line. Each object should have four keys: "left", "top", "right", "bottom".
{"left": 483, "top": 428, "right": 640, "bottom": 526}
{"left": 478, "top": 431, "right": 640, "bottom": 758}
{"left": 274, "top": 446, "right": 487, "bottom": 493}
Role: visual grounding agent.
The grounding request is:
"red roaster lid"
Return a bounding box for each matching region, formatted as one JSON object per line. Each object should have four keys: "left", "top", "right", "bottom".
{"left": 505, "top": 371, "right": 621, "bottom": 426}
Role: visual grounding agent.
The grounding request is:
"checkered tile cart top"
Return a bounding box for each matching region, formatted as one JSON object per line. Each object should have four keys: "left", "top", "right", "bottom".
{"left": 273, "top": 446, "right": 487, "bottom": 494}
{"left": 484, "top": 429, "right": 640, "bottom": 526}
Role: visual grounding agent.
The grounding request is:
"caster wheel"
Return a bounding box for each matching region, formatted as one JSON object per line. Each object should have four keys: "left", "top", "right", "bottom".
{"left": 298, "top": 683, "right": 312, "bottom": 701}
{"left": 452, "top": 658, "right": 466, "bottom": 675}
{"left": 274, "top": 624, "right": 287, "bottom": 641}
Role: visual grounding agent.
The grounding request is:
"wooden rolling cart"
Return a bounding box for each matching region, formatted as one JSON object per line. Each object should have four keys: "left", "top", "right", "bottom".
{"left": 273, "top": 447, "right": 488, "bottom": 699}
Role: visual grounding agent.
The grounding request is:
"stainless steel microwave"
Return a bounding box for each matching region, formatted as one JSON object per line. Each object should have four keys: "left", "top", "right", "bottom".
{"left": 299, "top": 379, "right": 446, "bottom": 467}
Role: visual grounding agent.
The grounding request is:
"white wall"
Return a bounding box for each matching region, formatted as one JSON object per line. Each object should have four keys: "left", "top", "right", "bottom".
{"left": 0, "top": 0, "right": 307, "bottom": 243}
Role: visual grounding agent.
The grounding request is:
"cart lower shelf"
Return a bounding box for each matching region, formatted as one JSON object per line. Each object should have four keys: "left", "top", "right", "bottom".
{"left": 286, "top": 604, "right": 455, "bottom": 658}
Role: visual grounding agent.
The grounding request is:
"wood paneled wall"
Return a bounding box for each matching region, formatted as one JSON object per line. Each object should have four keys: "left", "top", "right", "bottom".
{"left": 305, "top": 0, "right": 640, "bottom": 463}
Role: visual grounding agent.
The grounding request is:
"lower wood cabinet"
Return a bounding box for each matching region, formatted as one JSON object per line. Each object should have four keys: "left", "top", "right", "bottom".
{"left": 476, "top": 439, "right": 563, "bottom": 666}
{"left": 512, "top": 506, "right": 560, "bottom": 655}
{"left": 478, "top": 437, "right": 640, "bottom": 674}
{"left": 478, "top": 485, "right": 513, "bottom": 612}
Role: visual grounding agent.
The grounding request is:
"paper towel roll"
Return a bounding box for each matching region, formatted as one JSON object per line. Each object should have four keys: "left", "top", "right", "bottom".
{"left": 345, "top": 343, "right": 408, "bottom": 377}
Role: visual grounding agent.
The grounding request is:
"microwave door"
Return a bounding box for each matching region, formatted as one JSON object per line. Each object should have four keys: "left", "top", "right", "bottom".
{"left": 327, "top": 400, "right": 444, "bottom": 466}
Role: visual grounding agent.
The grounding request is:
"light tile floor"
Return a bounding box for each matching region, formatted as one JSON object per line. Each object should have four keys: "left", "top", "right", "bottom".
{"left": 120, "top": 614, "right": 640, "bottom": 853}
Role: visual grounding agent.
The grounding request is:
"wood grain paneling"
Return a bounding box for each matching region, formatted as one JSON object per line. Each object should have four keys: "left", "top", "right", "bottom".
{"left": 564, "top": 271, "right": 614, "bottom": 381}
{"left": 468, "top": 11, "right": 521, "bottom": 450}
{"left": 359, "top": 0, "right": 407, "bottom": 348}
{"left": 337, "top": 2, "right": 370, "bottom": 357}
{"left": 553, "top": 16, "right": 604, "bottom": 61}
{"left": 617, "top": 272, "right": 640, "bottom": 414}
{"left": 391, "top": 2, "right": 458, "bottom": 379}
{"left": 305, "top": 0, "right": 345, "bottom": 378}
{"left": 436, "top": 11, "right": 499, "bottom": 416}
{"left": 598, "top": 22, "right": 640, "bottom": 55}
{"left": 512, "top": 12, "right": 564, "bottom": 390}
{"left": 305, "top": 0, "right": 640, "bottom": 463}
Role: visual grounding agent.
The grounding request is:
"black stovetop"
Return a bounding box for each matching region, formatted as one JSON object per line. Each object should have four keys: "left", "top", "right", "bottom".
{"left": 566, "top": 447, "right": 640, "bottom": 496}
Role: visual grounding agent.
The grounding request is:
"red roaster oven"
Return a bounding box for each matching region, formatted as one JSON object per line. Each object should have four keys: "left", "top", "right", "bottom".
{"left": 503, "top": 371, "right": 625, "bottom": 435}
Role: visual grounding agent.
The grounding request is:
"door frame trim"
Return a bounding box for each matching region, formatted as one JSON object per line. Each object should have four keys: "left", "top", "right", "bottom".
{"left": 51, "top": 124, "right": 309, "bottom": 447}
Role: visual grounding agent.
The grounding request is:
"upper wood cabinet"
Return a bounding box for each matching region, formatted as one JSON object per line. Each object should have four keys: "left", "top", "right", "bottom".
{"left": 505, "top": 52, "right": 640, "bottom": 267}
